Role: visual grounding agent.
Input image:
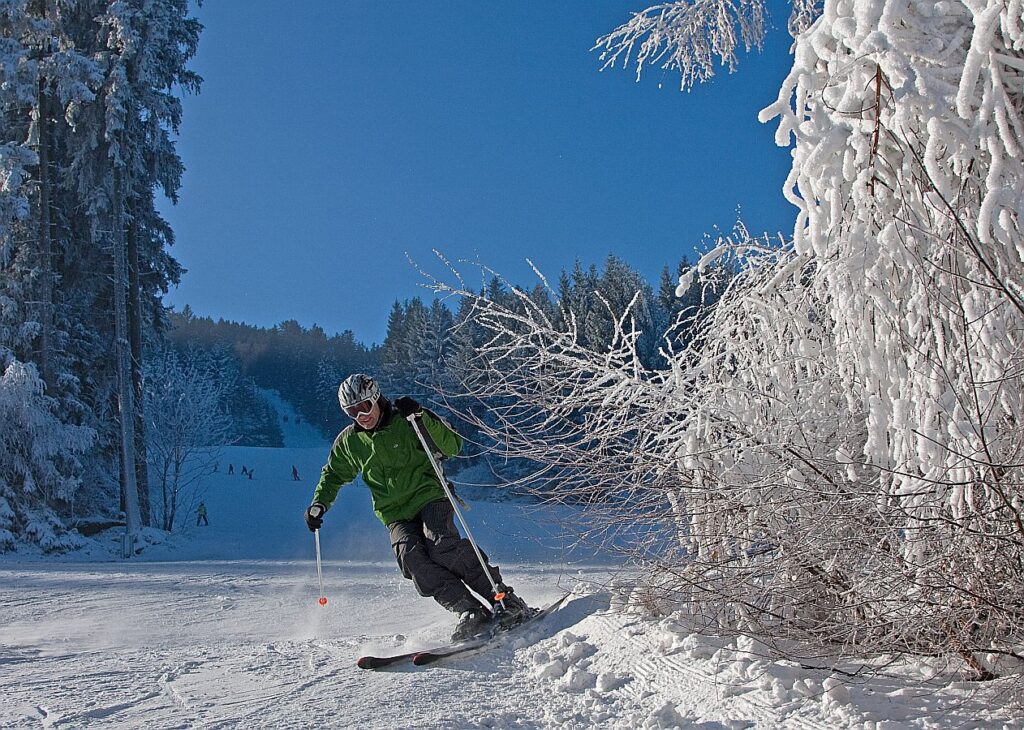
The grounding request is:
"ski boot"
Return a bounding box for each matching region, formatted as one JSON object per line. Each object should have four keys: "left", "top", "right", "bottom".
{"left": 492, "top": 585, "right": 535, "bottom": 629}
{"left": 451, "top": 606, "right": 494, "bottom": 642}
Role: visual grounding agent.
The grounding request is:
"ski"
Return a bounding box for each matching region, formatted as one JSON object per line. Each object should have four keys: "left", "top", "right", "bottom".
{"left": 357, "top": 631, "right": 501, "bottom": 670}
{"left": 356, "top": 625, "right": 513, "bottom": 670}
{"left": 356, "top": 633, "right": 490, "bottom": 669}
{"left": 355, "top": 651, "right": 420, "bottom": 670}
{"left": 412, "top": 593, "right": 569, "bottom": 666}
{"left": 356, "top": 593, "right": 569, "bottom": 670}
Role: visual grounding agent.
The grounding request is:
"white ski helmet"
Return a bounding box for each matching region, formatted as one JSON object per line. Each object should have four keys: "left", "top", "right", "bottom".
{"left": 337, "top": 373, "right": 380, "bottom": 410}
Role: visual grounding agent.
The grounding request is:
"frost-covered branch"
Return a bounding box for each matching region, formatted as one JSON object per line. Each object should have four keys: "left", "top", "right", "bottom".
{"left": 595, "top": 0, "right": 769, "bottom": 90}
{"left": 593, "top": 0, "right": 825, "bottom": 90}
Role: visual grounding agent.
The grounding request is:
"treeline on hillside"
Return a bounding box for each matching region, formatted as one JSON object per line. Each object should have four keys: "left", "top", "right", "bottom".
{"left": 149, "top": 340, "right": 284, "bottom": 448}
{"left": 376, "top": 254, "right": 717, "bottom": 482}
{"left": 167, "top": 254, "right": 718, "bottom": 476}
{"left": 0, "top": 1, "right": 201, "bottom": 549}
{"left": 166, "top": 309, "right": 378, "bottom": 441}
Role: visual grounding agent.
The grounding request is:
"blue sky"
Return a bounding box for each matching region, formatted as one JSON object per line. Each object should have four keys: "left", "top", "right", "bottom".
{"left": 159, "top": 1, "right": 796, "bottom": 345}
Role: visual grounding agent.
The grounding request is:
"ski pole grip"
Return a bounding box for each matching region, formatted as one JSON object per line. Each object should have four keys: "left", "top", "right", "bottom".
{"left": 308, "top": 503, "right": 325, "bottom": 519}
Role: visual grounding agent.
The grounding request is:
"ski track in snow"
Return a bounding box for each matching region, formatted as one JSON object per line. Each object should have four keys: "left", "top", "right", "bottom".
{"left": 3, "top": 427, "right": 1024, "bottom": 728}
{"left": 5, "top": 562, "right": 1014, "bottom": 729}
{"left": 585, "top": 612, "right": 830, "bottom": 730}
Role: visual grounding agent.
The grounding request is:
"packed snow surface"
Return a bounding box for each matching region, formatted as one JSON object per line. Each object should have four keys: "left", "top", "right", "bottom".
{"left": 2, "top": 437, "right": 1022, "bottom": 728}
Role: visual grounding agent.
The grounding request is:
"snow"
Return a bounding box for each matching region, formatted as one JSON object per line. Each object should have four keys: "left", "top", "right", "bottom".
{"left": 259, "top": 388, "right": 326, "bottom": 449}
{"left": 2, "top": 435, "right": 1023, "bottom": 727}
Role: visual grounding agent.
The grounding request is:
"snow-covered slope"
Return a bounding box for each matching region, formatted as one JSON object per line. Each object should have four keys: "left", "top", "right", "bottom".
{"left": 259, "top": 388, "right": 328, "bottom": 449}
{"left": 2, "top": 441, "right": 1022, "bottom": 728}
{"left": 123, "top": 442, "right": 590, "bottom": 565}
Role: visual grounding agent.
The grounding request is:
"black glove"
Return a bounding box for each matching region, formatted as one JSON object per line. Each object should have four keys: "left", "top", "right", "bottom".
{"left": 394, "top": 396, "right": 422, "bottom": 418}
{"left": 305, "top": 502, "right": 326, "bottom": 532}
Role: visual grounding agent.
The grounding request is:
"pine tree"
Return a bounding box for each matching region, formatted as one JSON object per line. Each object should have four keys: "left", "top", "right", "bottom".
{"left": 420, "top": 299, "right": 454, "bottom": 383}
{"left": 581, "top": 255, "right": 656, "bottom": 363}
{"left": 0, "top": 356, "right": 95, "bottom": 552}
{"left": 527, "top": 283, "right": 558, "bottom": 327}
{"left": 399, "top": 297, "right": 429, "bottom": 394}
{"left": 381, "top": 301, "right": 407, "bottom": 369}
{"left": 0, "top": 0, "right": 201, "bottom": 544}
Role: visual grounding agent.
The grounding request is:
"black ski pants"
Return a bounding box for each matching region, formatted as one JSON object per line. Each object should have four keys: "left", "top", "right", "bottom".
{"left": 388, "top": 499, "right": 502, "bottom": 613}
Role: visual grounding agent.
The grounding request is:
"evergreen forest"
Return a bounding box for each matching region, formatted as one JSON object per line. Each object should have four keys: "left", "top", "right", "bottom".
{"left": 165, "top": 253, "right": 713, "bottom": 482}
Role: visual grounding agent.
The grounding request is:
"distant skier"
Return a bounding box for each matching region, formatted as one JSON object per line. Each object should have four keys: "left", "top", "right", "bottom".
{"left": 241, "top": 465, "right": 249, "bottom": 477}
{"left": 196, "top": 502, "right": 209, "bottom": 526}
{"left": 248, "top": 469, "right": 253, "bottom": 480}
{"left": 304, "top": 373, "right": 531, "bottom": 641}
{"left": 213, "top": 463, "right": 218, "bottom": 473}
{"left": 292, "top": 465, "right": 300, "bottom": 481}
{"left": 228, "top": 464, "right": 234, "bottom": 475}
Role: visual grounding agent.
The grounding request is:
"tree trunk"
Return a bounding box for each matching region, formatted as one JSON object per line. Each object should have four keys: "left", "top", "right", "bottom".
{"left": 127, "top": 214, "right": 151, "bottom": 526}
{"left": 112, "top": 166, "right": 141, "bottom": 551}
{"left": 160, "top": 461, "right": 171, "bottom": 531}
{"left": 168, "top": 454, "right": 182, "bottom": 531}
{"left": 32, "top": 0, "right": 55, "bottom": 387}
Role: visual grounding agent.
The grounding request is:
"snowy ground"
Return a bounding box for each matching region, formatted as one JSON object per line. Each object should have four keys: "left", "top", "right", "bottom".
{"left": 3, "top": 410, "right": 1024, "bottom": 727}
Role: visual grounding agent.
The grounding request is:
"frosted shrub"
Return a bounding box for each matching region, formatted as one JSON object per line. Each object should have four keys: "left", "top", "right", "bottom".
{"left": 0, "top": 355, "right": 94, "bottom": 551}
{"left": 144, "top": 348, "right": 232, "bottom": 531}
{"left": 749, "top": 0, "right": 1022, "bottom": 669}
{"left": 436, "top": 0, "right": 1024, "bottom": 679}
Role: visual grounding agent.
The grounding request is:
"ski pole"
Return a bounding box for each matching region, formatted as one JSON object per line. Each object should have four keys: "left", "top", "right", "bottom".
{"left": 407, "top": 414, "right": 507, "bottom": 611}
{"left": 310, "top": 504, "right": 327, "bottom": 607}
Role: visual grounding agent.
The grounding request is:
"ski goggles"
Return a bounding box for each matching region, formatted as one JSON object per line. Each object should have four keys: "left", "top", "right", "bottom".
{"left": 344, "top": 396, "right": 378, "bottom": 419}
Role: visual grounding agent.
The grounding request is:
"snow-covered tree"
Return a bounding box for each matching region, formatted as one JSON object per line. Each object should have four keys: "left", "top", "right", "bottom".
{"left": 583, "top": 254, "right": 659, "bottom": 365}
{"left": 437, "top": 0, "right": 1024, "bottom": 678}
{"left": 0, "top": 354, "right": 94, "bottom": 551}
{"left": 1, "top": 0, "right": 200, "bottom": 547}
{"left": 143, "top": 348, "right": 231, "bottom": 531}
{"left": 87, "top": 0, "right": 199, "bottom": 538}
{"left": 649, "top": 0, "right": 1024, "bottom": 671}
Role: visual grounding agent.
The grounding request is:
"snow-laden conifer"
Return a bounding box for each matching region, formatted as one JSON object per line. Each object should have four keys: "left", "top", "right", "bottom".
{"left": 0, "top": 353, "right": 94, "bottom": 551}
{"left": 1, "top": 0, "right": 200, "bottom": 546}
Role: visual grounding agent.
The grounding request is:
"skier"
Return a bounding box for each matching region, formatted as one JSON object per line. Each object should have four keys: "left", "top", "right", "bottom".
{"left": 241, "top": 465, "right": 249, "bottom": 477}
{"left": 228, "top": 464, "right": 234, "bottom": 475}
{"left": 304, "top": 373, "right": 530, "bottom": 640}
{"left": 292, "top": 465, "right": 300, "bottom": 481}
{"left": 196, "top": 502, "right": 209, "bottom": 526}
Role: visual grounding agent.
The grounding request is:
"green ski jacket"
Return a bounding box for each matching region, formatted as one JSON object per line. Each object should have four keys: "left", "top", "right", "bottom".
{"left": 311, "top": 402, "right": 462, "bottom": 525}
